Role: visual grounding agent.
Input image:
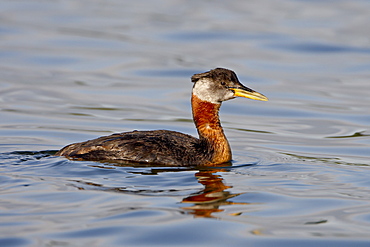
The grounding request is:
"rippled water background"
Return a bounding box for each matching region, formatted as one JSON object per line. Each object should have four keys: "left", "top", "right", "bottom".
{"left": 1, "top": 0, "right": 370, "bottom": 246}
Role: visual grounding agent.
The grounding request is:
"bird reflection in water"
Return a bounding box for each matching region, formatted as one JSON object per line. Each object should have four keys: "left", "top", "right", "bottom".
{"left": 181, "top": 166, "right": 248, "bottom": 218}
{"left": 74, "top": 162, "right": 249, "bottom": 218}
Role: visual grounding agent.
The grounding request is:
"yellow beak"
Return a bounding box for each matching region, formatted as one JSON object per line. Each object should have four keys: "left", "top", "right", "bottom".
{"left": 231, "top": 87, "right": 268, "bottom": 101}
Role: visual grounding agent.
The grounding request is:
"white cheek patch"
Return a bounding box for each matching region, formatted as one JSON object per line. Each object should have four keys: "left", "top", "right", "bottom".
{"left": 193, "top": 78, "right": 236, "bottom": 103}
{"left": 192, "top": 78, "right": 221, "bottom": 104}
{"left": 224, "top": 90, "right": 235, "bottom": 100}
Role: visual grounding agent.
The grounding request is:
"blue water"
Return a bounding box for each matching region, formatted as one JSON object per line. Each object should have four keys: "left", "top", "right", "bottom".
{"left": 1, "top": 0, "right": 370, "bottom": 246}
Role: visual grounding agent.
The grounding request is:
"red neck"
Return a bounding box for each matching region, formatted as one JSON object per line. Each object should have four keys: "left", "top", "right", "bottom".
{"left": 191, "top": 94, "right": 231, "bottom": 164}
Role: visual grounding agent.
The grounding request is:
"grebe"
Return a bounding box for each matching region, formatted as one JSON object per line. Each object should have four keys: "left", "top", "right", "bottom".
{"left": 56, "top": 68, "right": 268, "bottom": 166}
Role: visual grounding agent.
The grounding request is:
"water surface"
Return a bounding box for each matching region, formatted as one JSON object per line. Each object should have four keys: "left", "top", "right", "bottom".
{"left": 1, "top": 0, "right": 370, "bottom": 246}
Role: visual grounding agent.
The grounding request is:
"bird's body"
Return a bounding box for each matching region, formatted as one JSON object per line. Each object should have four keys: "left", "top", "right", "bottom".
{"left": 56, "top": 68, "right": 268, "bottom": 166}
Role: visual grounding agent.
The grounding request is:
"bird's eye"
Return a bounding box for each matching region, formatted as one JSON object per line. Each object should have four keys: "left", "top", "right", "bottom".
{"left": 221, "top": 81, "right": 226, "bottom": 86}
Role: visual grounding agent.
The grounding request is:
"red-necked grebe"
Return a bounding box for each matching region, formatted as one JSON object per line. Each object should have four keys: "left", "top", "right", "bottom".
{"left": 56, "top": 68, "right": 268, "bottom": 166}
